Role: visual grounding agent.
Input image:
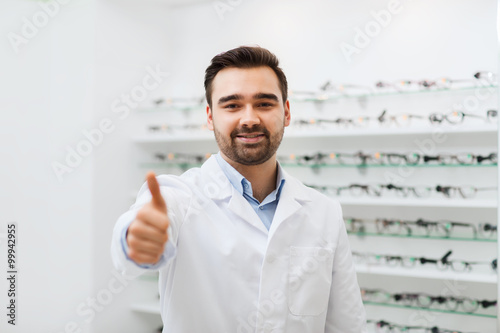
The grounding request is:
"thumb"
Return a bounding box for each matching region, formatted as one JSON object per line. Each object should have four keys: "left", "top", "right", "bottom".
{"left": 146, "top": 171, "right": 167, "bottom": 214}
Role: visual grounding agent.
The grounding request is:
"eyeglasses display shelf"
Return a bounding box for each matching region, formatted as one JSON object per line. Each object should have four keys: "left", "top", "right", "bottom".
{"left": 128, "top": 76, "right": 498, "bottom": 333}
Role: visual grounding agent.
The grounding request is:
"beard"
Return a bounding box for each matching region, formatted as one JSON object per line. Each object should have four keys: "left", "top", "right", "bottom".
{"left": 213, "top": 122, "right": 285, "bottom": 166}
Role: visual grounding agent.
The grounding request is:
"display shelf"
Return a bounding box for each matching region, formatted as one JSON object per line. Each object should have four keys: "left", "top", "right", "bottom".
{"left": 135, "top": 84, "right": 498, "bottom": 112}
{"left": 363, "top": 301, "right": 497, "bottom": 318}
{"left": 131, "top": 72, "right": 499, "bottom": 332}
{"left": 347, "top": 232, "right": 497, "bottom": 242}
{"left": 285, "top": 125, "right": 497, "bottom": 138}
{"left": 355, "top": 264, "right": 497, "bottom": 284}
{"left": 134, "top": 125, "right": 497, "bottom": 143}
{"left": 290, "top": 84, "right": 498, "bottom": 102}
{"left": 128, "top": 184, "right": 497, "bottom": 208}
{"left": 138, "top": 161, "right": 497, "bottom": 169}
{"left": 281, "top": 163, "right": 498, "bottom": 169}
{"left": 129, "top": 273, "right": 497, "bottom": 313}
{"left": 337, "top": 197, "right": 497, "bottom": 208}
{"left": 128, "top": 190, "right": 497, "bottom": 207}
{"left": 130, "top": 301, "right": 161, "bottom": 315}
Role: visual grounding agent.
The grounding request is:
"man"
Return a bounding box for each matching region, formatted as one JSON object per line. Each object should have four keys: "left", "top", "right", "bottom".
{"left": 111, "top": 46, "right": 367, "bottom": 333}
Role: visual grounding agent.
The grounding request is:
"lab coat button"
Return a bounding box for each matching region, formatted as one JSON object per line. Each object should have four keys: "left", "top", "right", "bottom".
{"left": 263, "top": 323, "right": 273, "bottom": 333}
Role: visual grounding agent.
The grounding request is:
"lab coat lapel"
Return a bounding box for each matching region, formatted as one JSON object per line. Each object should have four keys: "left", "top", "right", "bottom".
{"left": 269, "top": 171, "right": 312, "bottom": 238}
{"left": 227, "top": 188, "right": 269, "bottom": 234}
{"left": 201, "top": 156, "right": 268, "bottom": 234}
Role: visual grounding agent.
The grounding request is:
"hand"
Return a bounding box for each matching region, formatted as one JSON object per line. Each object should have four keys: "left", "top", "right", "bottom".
{"left": 126, "top": 171, "right": 170, "bottom": 265}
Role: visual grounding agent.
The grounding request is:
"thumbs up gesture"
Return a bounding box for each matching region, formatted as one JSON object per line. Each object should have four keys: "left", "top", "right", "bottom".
{"left": 126, "top": 172, "right": 170, "bottom": 265}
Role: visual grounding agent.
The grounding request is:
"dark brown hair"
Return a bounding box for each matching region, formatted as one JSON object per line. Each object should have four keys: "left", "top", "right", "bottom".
{"left": 204, "top": 46, "right": 288, "bottom": 108}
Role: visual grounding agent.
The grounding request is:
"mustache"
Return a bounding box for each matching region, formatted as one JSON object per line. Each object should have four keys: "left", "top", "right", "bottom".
{"left": 231, "top": 126, "right": 270, "bottom": 138}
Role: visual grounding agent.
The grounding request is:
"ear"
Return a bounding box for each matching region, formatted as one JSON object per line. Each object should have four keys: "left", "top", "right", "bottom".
{"left": 284, "top": 100, "right": 291, "bottom": 127}
{"left": 206, "top": 105, "right": 214, "bottom": 131}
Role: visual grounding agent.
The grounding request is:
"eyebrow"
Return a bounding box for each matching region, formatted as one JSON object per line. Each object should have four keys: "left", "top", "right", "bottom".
{"left": 218, "top": 94, "right": 243, "bottom": 105}
{"left": 217, "top": 93, "right": 280, "bottom": 105}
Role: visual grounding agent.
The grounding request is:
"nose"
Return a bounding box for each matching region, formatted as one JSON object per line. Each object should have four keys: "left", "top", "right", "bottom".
{"left": 239, "top": 105, "right": 261, "bottom": 128}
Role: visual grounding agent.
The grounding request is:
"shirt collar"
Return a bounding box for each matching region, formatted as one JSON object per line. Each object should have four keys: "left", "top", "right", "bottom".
{"left": 275, "top": 161, "right": 285, "bottom": 200}
{"left": 214, "top": 152, "right": 286, "bottom": 199}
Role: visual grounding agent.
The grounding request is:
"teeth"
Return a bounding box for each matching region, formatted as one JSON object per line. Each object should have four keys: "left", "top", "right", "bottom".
{"left": 241, "top": 135, "right": 260, "bottom": 138}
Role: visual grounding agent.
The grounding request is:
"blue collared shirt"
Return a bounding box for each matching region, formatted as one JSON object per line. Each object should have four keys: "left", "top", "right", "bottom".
{"left": 215, "top": 152, "right": 286, "bottom": 231}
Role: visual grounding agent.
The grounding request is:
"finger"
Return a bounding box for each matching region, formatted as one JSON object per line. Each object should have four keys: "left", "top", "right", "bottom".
{"left": 136, "top": 206, "right": 170, "bottom": 231}
{"left": 128, "top": 248, "right": 162, "bottom": 265}
{"left": 128, "top": 219, "right": 169, "bottom": 244}
{"left": 146, "top": 171, "right": 167, "bottom": 214}
{"left": 127, "top": 233, "right": 165, "bottom": 255}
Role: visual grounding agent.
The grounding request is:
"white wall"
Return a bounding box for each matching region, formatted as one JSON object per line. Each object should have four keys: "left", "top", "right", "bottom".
{"left": 164, "top": 0, "right": 497, "bottom": 94}
{"left": 0, "top": 0, "right": 94, "bottom": 332}
{"left": 90, "top": 1, "right": 173, "bottom": 332}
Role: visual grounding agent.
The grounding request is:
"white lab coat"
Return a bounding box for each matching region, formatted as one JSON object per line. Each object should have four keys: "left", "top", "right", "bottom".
{"left": 111, "top": 156, "right": 367, "bottom": 333}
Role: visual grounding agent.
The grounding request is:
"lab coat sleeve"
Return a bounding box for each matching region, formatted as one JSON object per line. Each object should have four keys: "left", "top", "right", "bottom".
{"left": 324, "top": 201, "right": 367, "bottom": 333}
{"left": 110, "top": 175, "right": 191, "bottom": 279}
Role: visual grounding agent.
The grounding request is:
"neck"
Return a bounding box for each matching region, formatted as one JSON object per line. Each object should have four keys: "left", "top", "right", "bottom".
{"left": 220, "top": 152, "right": 278, "bottom": 202}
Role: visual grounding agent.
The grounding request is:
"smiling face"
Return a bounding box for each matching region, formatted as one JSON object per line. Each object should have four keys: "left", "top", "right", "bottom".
{"left": 206, "top": 66, "right": 291, "bottom": 166}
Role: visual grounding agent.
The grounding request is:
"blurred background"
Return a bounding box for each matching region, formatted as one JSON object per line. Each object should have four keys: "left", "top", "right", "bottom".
{"left": 0, "top": 0, "right": 498, "bottom": 332}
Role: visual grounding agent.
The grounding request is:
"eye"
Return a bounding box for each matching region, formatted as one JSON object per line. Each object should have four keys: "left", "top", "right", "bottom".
{"left": 224, "top": 103, "right": 239, "bottom": 109}
{"left": 258, "top": 102, "right": 274, "bottom": 108}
